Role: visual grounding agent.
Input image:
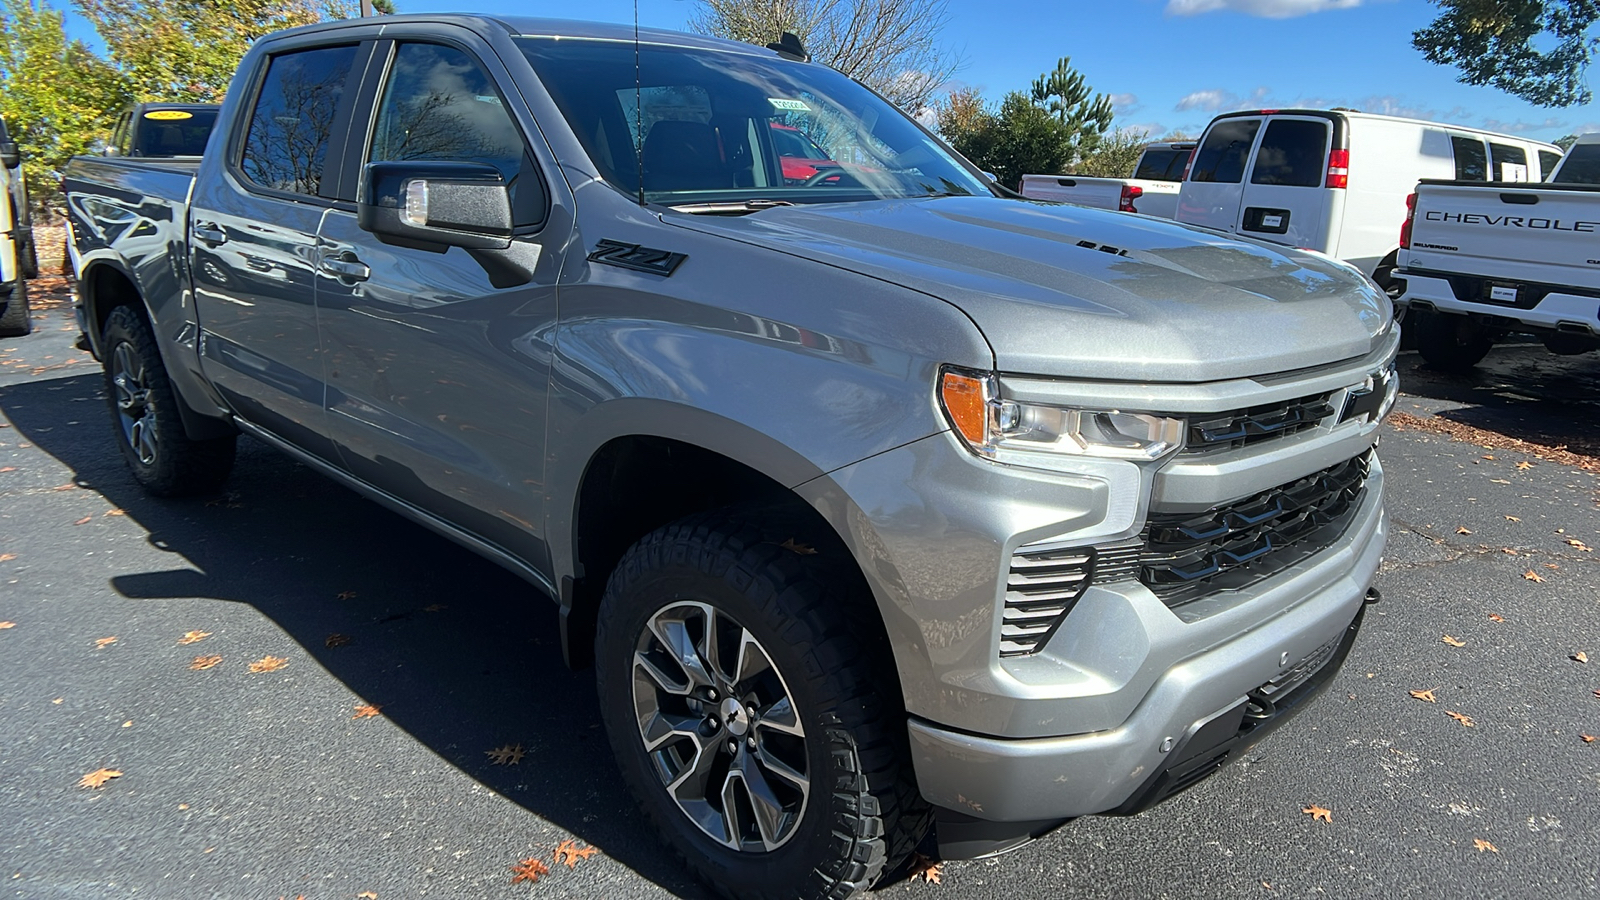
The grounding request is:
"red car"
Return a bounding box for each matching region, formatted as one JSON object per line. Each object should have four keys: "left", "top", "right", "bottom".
{"left": 770, "top": 122, "right": 838, "bottom": 182}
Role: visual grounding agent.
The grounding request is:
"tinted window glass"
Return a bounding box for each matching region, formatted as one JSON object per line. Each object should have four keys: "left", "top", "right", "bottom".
{"left": 1189, "top": 119, "right": 1260, "bottom": 184}
{"left": 1553, "top": 144, "right": 1600, "bottom": 184}
{"left": 1250, "top": 119, "right": 1328, "bottom": 187}
{"left": 240, "top": 45, "right": 358, "bottom": 195}
{"left": 1539, "top": 150, "right": 1562, "bottom": 179}
{"left": 132, "top": 108, "right": 219, "bottom": 157}
{"left": 1451, "top": 136, "right": 1487, "bottom": 181}
{"left": 518, "top": 37, "right": 988, "bottom": 204}
{"left": 1489, "top": 142, "right": 1529, "bottom": 181}
{"left": 1134, "top": 149, "right": 1185, "bottom": 181}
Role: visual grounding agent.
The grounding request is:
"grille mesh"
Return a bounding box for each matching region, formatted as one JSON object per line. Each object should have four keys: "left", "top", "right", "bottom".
{"left": 1000, "top": 547, "right": 1095, "bottom": 657}
{"left": 1183, "top": 393, "right": 1336, "bottom": 454}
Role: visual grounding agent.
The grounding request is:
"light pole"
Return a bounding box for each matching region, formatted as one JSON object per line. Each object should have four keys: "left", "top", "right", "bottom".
{"left": 360, "top": 0, "right": 373, "bottom": 15}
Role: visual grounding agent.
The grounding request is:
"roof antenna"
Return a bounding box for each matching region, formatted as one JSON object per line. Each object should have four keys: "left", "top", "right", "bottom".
{"left": 634, "top": 0, "right": 646, "bottom": 207}
{"left": 766, "top": 32, "right": 809, "bottom": 62}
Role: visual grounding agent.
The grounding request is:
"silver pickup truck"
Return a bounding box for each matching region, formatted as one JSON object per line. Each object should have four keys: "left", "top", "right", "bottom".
{"left": 63, "top": 15, "right": 1396, "bottom": 899}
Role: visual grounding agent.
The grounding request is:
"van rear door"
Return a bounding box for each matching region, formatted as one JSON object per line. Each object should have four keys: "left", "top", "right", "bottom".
{"left": 1176, "top": 115, "right": 1261, "bottom": 233}
{"left": 1236, "top": 115, "right": 1332, "bottom": 251}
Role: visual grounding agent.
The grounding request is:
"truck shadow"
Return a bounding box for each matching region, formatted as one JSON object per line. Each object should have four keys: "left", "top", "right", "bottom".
{"left": 1396, "top": 346, "right": 1600, "bottom": 459}
{"left": 0, "top": 372, "right": 713, "bottom": 898}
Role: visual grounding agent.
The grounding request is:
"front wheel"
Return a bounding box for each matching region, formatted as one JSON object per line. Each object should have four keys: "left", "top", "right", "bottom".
{"left": 595, "top": 511, "right": 929, "bottom": 900}
{"left": 0, "top": 278, "right": 30, "bottom": 337}
{"left": 99, "top": 305, "right": 236, "bottom": 496}
{"left": 1415, "top": 310, "right": 1493, "bottom": 372}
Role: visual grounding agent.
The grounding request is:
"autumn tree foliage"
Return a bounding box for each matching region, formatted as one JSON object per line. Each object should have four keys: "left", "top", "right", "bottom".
{"left": 1413, "top": 0, "right": 1600, "bottom": 107}
{"left": 690, "top": 0, "right": 961, "bottom": 111}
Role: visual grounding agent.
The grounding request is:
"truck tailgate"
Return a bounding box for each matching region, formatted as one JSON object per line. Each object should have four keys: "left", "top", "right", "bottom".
{"left": 1019, "top": 175, "right": 1123, "bottom": 209}
{"left": 1403, "top": 181, "right": 1600, "bottom": 292}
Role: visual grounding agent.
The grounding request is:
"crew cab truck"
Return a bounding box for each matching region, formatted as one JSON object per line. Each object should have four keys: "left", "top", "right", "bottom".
{"left": 1177, "top": 110, "right": 1560, "bottom": 297}
{"left": 64, "top": 16, "right": 1395, "bottom": 900}
{"left": 1019, "top": 140, "right": 1194, "bottom": 217}
{"left": 1396, "top": 133, "right": 1600, "bottom": 370}
{"left": 0, "top": 116, "right": 36, "bottom": 336}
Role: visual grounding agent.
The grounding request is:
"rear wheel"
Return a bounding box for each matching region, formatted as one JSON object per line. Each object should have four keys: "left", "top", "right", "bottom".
{"left": 0, "top": 277, "right": 30, "bottom": 337}
{"left": 20, "top": 226, "right": 38, "bottom": 280}
{"left": 100, "top": 305, "right": 235, "bottom": 496}
{"left": 595, "top": 511, "right": 929, "bottom": 900}
{"left": 1415, "top": 310, "right": 1493, "bottom": 372}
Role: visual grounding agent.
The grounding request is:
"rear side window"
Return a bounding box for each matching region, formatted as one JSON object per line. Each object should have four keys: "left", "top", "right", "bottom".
{"left": 1489, "top": 142, "right": 1529, "bottom": 181}
{"left": 132, "top": 109, "right": 219, "bottom": 158}
{"left": 1134, "top": 149, "right": 1187, "bottom": 181}
{"left": 1249, "top": 119, "right": 1328, "bottom": 187}
{"left": 1539, "top": 150, "right": 1562, "bottom": 179}
{"left": 240, "top": 44, "right": 359, "bottom": 195}
{"left": 1451, "top": 136, "right": 1487, "bottom": 181}
{"left": 1553, "top": 144, "right": 1600, "bottom": 184}
{"left": 1189, "top": 119, "right": 1260, "bottom": 184}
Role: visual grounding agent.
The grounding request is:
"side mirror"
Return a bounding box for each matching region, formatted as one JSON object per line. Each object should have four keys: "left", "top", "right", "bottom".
{"left": 0, "top": 141, "right": 18, "bottom": 169}
{"left": 358, "top": 161, "right": 512, "bottom": 250}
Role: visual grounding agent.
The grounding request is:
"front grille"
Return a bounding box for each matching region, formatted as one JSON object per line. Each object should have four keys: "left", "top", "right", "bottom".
{"left": 1000, "top": 546, "right": 1095, "bottom": 657}
{"left": 1139, "top": 450, "right": 1372, "bottom": 606}
{"left": 1183, "top": 392, "right": 1336, "bottom": 454}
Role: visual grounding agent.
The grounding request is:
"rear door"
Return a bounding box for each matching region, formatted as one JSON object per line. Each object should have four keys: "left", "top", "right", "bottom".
{"left": 1176, "top": 116, "right": 1261, "bottom": 232}
{"left": 1236, "top": 115, "right": 1332, "bottom": 250}
{"left": 1488, "top": 141, "right": 1529, "bottom": 182}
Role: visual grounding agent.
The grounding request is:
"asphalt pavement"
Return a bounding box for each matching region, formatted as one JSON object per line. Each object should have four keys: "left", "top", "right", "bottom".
{"left": 2, "top": 266, "right": 1598, "bottom": 899}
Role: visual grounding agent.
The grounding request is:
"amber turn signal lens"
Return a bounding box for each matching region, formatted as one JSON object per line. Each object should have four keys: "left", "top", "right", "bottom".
{"left": 940, "top": 370, "right": 989, "bottom": 447}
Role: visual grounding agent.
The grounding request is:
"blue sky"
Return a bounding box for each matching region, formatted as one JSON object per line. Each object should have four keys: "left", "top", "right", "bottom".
{"left": 64, "top": 0, "right": 1600, "bottom": 142}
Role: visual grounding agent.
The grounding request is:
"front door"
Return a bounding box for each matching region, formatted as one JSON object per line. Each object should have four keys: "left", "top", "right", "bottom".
{"left": 315, "top": 35, "right": 567, "bottom": 565}
{"left": 190, "top": 42, "right": 366, "bottom": 461}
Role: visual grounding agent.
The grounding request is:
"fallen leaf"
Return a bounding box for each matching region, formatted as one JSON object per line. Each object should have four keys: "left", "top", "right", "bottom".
{"left": 908, "top": 852, "right": 943, "bottom": 883}
{"left": 1446, "top": 710, "right": 1475, "bottom": 727}
{"left": 78, "top": 768, "right": 123, "bottom": 789}
{"left": 1474, "top": 838, "right": 1500, "bottom": 853}
{"left": 1442, "top": 635, "right": 1466, "bottom": 648}
{"left": 357, "top": 893, "right": 378, "bottom": 899}
{"left": 0, "top": 621, "right": 14, "bottom": 629}
{"left": 1409, "top": 689, "right": 1437, "bottom": 703}
{"left": 1582, "top": 734, "right": 1596, "bottom": 743}
{"left": 1505, "top": 515, "right": 1521, "bottom": 522}
{"left": 422, "top": 604, "right": 448, "bottom": 612}
{"left": 189, "top": 654, "right": 222, "bottom": 670}
{"left": 486, "top": 743, "right": 525, "bottom": 766}
{"left": 1524, "top": 570, "right": 1545, "bottom": 583}
{"left": 1574, "top": 652, "right": 1589, "bottom": 664}
{"left": 553, "top": 838, "right": 599, "bottom": 868}
{"left": 351, "top": 704, "right": 383, "bottom": 719}
{"left": 94, "top": 636, "right": 117, "bottom": 649}
{"left": 1566, "top": 539, "right": 1592, "bottom": 552}
{"left": 1516, "top": 461, "right": 1533, "bottom": 470}
{"left": 1490, "top": 479, "right": 1511, "bottom": 485}
{"left": 248, "top": 655, "right": 288, "bottom": 673}
{"left": 1545, "top": 563, "right": 1560, "bottom": 570}
{"left": 779, "top": 538, "right": 817, "bottom": 555}
{"left": 1593, "top": 690, "right": 1600, "bottom": 699}
{"left": 122, "top": 720, "right": 132, "bottom": 727}
{"left": 103, "top": 508, "right": 125, "bottom": 517}
{"left": 1302, "top": 805, "right": 1333, "bottom": 823}
{"left": 176, "top": 630, "right": 211, "bottom": 645}
{"left": 1456, "top": 526, "right": 1473, "bottom": 535}
{"left": 336, "top": 591, "right": 358, "bottom": 600}
{"left": 509, "top": 857, "right": 549, "bottom": 885}
{"left": 1482, "top": 454, "right": 1495, "bottom": 460}
{"left": 1502, "top": 548, "right": 1520, "bottom": 555}
{"left": 324, "top": 633, "right": 351, "bottom": 648}
{"left": 51, "top": 697, "right": 62, "bottom": 704}
{"left": 1488, "top": 613, "right": 1505, "bottom": 622}
{"left": 0, "top": 553, "right": 15, "bottom": 561}
{"left": 73, "top": 516, "right": 92, "bottom": 526}
{"left": 0, "top": 466, "right": 14, "bottom": 472}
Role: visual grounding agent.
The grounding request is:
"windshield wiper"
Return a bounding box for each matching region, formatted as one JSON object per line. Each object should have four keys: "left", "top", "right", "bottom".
{"left": 667, "top": 199, "right": 796, "bottom": 215}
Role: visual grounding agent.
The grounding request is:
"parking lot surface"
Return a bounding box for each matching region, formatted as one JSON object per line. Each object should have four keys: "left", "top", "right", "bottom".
{"left": 2, "top": 264, "right": 1598, "bottom": 898}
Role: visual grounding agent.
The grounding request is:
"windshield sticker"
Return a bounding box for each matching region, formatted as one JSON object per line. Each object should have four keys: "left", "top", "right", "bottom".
{"left": 769, "top": 98, "right": 811, "bottom": 112}
{"left": 144, "top": 110, "right": 193, "bottom": 120}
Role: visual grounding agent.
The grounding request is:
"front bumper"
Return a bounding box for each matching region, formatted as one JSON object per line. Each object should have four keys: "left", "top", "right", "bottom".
{"left": 1399, "top": 270, "right": 1600, "bottom": 335}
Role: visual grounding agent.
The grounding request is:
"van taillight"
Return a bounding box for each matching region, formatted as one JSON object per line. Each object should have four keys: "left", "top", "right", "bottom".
{"left": 1181, "top": 148, "right": 1195, "bottom": 181}
{"left": 1119, "top": 184, "right": 1143, "bottom": 213}
{"left": 1325, "top": 148, "right": 1349, "bottom": 189}
{"left": 1399, "top": 192, "right": 1416, "bottom": 249}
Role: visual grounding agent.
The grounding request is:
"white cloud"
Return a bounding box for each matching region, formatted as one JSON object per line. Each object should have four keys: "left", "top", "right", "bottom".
{"left": 1110, "top": 92, "right": 1141, "bottom": 114}
{"left": 1166, "top": 0, "right": 1364, "bottom": 17}
{"left": 1173, "top": 87, "right": 1271, "bottom": 112}
{"left": 1479, "top": 116, "right": 1566, "bottom": 135}
{"left": 1120, "top": 121, "right": 1169, "bottom": 139}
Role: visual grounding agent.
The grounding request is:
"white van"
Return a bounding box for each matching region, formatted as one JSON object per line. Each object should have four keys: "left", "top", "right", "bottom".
{"left": 1176, "top": 110, "right": 1561, "bottom": 291}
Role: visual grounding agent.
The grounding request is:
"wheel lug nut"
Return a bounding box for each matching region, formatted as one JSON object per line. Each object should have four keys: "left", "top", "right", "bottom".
{"left": 707, "top": 689, "right": 718, "bottom": 701}
{"left": 727, "top": 740, "right": 738, "bottom": 754}
{"left": 747, "top": 737, "right": 757, "bottom": 750}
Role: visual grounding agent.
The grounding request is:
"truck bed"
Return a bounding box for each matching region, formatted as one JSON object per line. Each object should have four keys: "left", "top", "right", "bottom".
{"left": 1019, "top": 174, "right": 1181, "bottom": 218}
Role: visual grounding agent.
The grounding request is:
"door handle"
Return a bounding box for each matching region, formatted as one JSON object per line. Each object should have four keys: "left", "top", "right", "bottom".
{"left": 319, "top": 254, "right": 370, "bottom": 281}
{"left": 193, "top": 222, "right": 227, "bottom": 245}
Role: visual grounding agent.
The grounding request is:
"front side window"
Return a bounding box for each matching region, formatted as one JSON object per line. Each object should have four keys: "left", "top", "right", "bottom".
{"left": 1451, "top": 136, "right": 1487, "bottom": 181}
{"left": 1189, "top": 119, "right": 1260, "bottom": 184}
{"left": 1489, "top": 142, "right": 1529, "bottom": 181}
{"left": 1249, "top": 119, "right": 1328, "bottom": 187}
{"left": 518, "top": 37, "right": 990, "bottom": 206}
{"left": 240, "top": 44, "right": 358, "bottom": 195}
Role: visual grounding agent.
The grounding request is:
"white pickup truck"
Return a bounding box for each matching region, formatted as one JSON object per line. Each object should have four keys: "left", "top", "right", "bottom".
{"left": 1019, "top": 141, "right": 1192, "bottom": 217}
{"left": 1395, "top": 134, "right": 1600, "bottom": 370}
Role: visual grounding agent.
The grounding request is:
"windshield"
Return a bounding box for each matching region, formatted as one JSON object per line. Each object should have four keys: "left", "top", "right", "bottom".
{"left": 516, "top": 37, "right": 990, "bottom": 206}
{"left": 1554, "top": 144, "right": 1600, "bottom": 185}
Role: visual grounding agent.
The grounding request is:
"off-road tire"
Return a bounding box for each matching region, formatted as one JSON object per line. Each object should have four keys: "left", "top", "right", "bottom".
{"left": 1415, "top": 310, "right": 1493, "bottom": 372}
{"left": 595, "top": 510, "right": 930, "bottom": 900}
{"left": 0, "top": 277, "right": 30, "bottom": 337}
{"left": 100, "top": 304, "right": 235, "bottom": 496}
{"left": 19, "top": 225, "right": 38, "bottom": 280}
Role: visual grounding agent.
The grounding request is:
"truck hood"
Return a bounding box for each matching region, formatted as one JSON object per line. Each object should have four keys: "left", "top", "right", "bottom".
{"left": 667, "top": 197, "right": 1391, "bottom": 381}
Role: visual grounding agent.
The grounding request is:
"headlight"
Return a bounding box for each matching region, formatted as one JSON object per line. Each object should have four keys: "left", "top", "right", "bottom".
{"left": 939, "top": 367, "right": 1185, "bottom": 461}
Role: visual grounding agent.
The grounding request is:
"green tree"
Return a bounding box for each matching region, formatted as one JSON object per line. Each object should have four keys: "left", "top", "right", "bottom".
{"left": 0, "top": 0, "right": 130, "bottom": 211}
{"left": 74, "top": 0, "right": 356, "bottom": 102}
{"left": 1072, "top": 126, "right": 1150, "bottom": 178}
{"left": 1554, "top": 132, "right": 1580, "bottom": 150}
{"left": 1413, "top": 0, "right": 1600, "bottom": 107}
{"left": 1029, "top": 56, "right": 1112, "bottom": 158}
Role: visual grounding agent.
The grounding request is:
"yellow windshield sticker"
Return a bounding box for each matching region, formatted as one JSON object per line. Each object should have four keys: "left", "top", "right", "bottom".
{"left": 144, "top": 110, "right": 193, "bottom": 121}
